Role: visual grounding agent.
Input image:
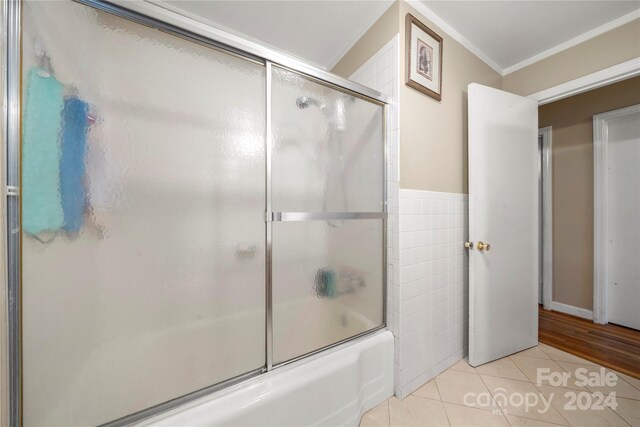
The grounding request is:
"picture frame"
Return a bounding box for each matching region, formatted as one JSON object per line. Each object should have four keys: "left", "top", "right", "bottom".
{"left": 405, "top": 13, "right": 443, "bottom": 101}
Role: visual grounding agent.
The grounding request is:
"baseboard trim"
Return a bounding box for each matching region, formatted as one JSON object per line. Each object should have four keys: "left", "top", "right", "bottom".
{"left": 550, "top": 301, "right": 594, "bottom": 320}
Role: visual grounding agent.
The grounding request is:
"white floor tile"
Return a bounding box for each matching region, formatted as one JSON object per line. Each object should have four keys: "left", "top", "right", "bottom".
{"left": 435, "top": 369, "right": 497, "bottom": 410}
{"left": 537, "top": 385, "right": 628, "bottom": 427}
{"left": 475, "top": 357, "right": 529, "bottom": 381}
{"left": 443, "top": 403, "right": 509, "bottom": 427}
{"left": 448, "top": 359, "right": 477, "bottom": 373}
{"left": 360, "top": 344, "right": 640, "bottom": 427}
{"left": 360, "top": 401, "right": 390, "bottom": 427}
{"left": 388, "top": 396, "right": 449, "bottom": 427}
{"left": 413, "top": 380, "right": 441, "bottom": 401}
{"left": 480, "top": 375, "right": 568, "bottom": 425}
{"left": 556, "top": 361, "right": 640, "bottom": 400}
{"left": 610, "top": 396, "right": 640, "bottom": 426}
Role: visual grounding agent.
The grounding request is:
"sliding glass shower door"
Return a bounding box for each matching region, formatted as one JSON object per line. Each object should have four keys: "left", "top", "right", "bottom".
{"left": 16, "top": 1, "right": 386, "bottom": 426}
{"left": 271, "top": 67, "right": 385, "bottom": 364}
{"left": 21, "top": 2, "right": 266, "bottom": 425}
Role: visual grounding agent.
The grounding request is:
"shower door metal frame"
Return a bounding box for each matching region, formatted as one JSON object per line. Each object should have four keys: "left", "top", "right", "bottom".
{"left": 2, "top": 1, "right": 23, "bottom": 426}
{"left": 2, "top": 1, "right": 390, "bottom": 426}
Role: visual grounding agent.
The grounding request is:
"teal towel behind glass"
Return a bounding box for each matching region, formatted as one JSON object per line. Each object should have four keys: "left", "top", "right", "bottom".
{"left": 60, "top": 97, "right": 89, "bottom": 232}
{"left": 22, "top": 69, "right": 65, "bottom": 235}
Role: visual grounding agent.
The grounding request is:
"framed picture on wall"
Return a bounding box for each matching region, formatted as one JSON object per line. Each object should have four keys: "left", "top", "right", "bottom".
{"left": 405, "top": 13, "right": 443, "bottom": 101}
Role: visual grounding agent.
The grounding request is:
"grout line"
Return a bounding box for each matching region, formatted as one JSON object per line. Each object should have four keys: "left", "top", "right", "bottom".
{"left": 530, "top": 376, "right": 577, "bottom": 426}
{"left": 476, "top": 372, "right": 505, "bottom": 414}
{"left": 504, "top": 412, "right": 516, "bottom": 427}
{"left": 480, "top": 372, "right": 571, "bottom": 427}
{"left": 433, "top": 377, "right": 443, "bottom": 401}
{"left": 508, "top": 355, "right": 535, "bottom": 384}
{"left": 608, "top": 397, "right": 634, "bottom": 427}
{"left": 411, "top": 395, "right": 442, "bottom": 403}
{"left": 438, "top": 397, "right": 453, "bottom": 427}
{"left": 537, "top": 343, "right": 557, "bottom": 359}
{"left": 422, "top": 395, "right": 513, "bottom": 427}
{"left": 614, "top": 374, "right": 640, "bottom": 393}
{"left": 480, "top": 373, "right": 532, "bottom": 385}
{"left": 584, "top": 380, "right": 640, "bottom": 402}
{"left": 480, "top": 350, "right": 638, "bottom": 426}
{"left": 386, "top": 399, "right": 390, "bottom": 427}
{"left": 504, "top": 415, "right": 565, "bottom": 427}
{"left": 417, "top": 394, "right": 500, "bottom": 414}
{"left": 536, "top": 385, "right": 580, "bottom": 427}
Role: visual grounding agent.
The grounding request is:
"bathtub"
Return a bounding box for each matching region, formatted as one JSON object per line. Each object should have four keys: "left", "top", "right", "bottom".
{"left": 24, "top": 293, "right": 390, "bottom": 425}
{"left": 139, "top": 330, "right": 394, "bottom": 426}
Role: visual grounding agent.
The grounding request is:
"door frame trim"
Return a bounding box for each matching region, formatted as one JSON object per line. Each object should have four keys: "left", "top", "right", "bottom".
{"left": 593, "top": 104, "right": 640, "bottom": 324}
{"left": 529, "top": 59, "right": 640, "bottom": 323}
{"left": 530, "top": 57, "right": 640, "bottom": 106}
{"left": 538, "top": 127, "right": 553, "bottom": 310}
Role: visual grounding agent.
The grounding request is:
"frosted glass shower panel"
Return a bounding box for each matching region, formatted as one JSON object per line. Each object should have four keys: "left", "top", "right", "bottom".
{"left": 271, "top": 66, "right": 385, "bottom": 364}
{"left": 271, "top": 66, "right": 384, "bottom": 213}
{"left": 21, "top": 2, "right": 266, "bottom": 425}
{"left": 272, "top": 220, "right": 384, "bottom": 364}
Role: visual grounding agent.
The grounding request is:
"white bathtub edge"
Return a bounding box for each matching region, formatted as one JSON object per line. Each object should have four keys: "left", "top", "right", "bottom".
{"left": 140, "top": 330, "right": 394, "bottom": 426}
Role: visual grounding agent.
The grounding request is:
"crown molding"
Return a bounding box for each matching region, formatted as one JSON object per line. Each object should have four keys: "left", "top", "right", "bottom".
{"left": 406, "top": 2, "right": 639, "bottom": 77}
{"left": 326, "top": 1, "right": 395, "bottom": 70}
{"left": 503, "top": 9, "right": 640, "bottom": 75}
{"left": 406, "top": 0, "right": 504, "bottom": 75}
{"left": 149, "top": 0, "right": 638, "bottom": 78}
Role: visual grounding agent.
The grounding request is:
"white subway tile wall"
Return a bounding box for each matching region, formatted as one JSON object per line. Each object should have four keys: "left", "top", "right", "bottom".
{"left": 349, "top": 37, "right": 469, "bottom": 399}
{"left": 397, "top": 190, "right": 469, "bottom": 398}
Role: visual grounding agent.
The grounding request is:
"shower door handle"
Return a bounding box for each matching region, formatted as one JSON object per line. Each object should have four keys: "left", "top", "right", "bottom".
{"left": 270, "top": 212, "right": 387, "bottom": 222}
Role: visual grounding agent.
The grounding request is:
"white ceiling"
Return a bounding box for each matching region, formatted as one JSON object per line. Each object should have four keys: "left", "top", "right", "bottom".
{"left": 154, "top": 0, "right": 639, "bottom": 75}
{"left": 156, "top": 0, "right": 393, "bottom": 69}
{"left": 420, "top": 1, "right": 640, "bottom": 74}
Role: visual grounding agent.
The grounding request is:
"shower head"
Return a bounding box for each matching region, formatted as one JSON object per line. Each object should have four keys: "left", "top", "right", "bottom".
{"left": 296, "top": 96, "right": 324, "bottom": 110}
{"left": 296, "top": 95, "right": 351, "bottom": 131}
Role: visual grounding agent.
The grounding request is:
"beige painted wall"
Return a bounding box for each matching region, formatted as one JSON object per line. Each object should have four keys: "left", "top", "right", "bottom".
{"left": 503, "top": 19, "right": 640, "bottom": 96}
{"left": 333, "top": 0, "right": 502, "bottom": 194}
{"left": 335, "top": 7, "right": 639, "bottom": 194}
{"left": 397, "top": 2, "right": 501, "bottom": 193}
{"left": 332, "top": 2, "right": 399, "bottom": 78}
{"left": 539, "top": 76, "right": 640, "bottom": 310}
{"left": 333, "top": 7, "right": 640, "bottom": 311}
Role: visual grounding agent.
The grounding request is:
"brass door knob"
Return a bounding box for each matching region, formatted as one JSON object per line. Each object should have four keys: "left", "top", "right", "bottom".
{"left": 464, "top": 241, "right": 474, "bottom": 249}
{"left": 477, "top": 241, "right": 491, "bottom": 252}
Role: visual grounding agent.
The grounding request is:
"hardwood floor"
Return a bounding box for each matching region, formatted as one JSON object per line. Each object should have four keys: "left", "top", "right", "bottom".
{"left": 538, "top": 307, "right": 640, "bottom": 379}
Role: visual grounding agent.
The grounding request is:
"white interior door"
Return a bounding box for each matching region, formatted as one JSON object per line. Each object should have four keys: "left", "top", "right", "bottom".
{"left": 605, "top": 106, "right": 640, "bottom": 331}
{"left": 468, "top": 83, "right": 539, "bottom": 367}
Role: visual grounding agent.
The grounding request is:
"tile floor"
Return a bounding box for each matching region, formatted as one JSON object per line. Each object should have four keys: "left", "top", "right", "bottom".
{"left": 360, "top": 343, "right": 640, "bottom": 427}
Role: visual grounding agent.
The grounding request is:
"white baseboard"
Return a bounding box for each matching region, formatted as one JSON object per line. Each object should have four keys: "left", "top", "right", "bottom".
{"left": 550, "top": 301, "right": 594, "bottom": 320}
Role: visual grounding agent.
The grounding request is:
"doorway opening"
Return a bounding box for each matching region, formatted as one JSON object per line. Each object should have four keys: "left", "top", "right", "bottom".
{"left": 538, "top": 126, "right": 553, "bottom": 310}
{"left": 536, "top": 77, "right": 640, "bottom": 378}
